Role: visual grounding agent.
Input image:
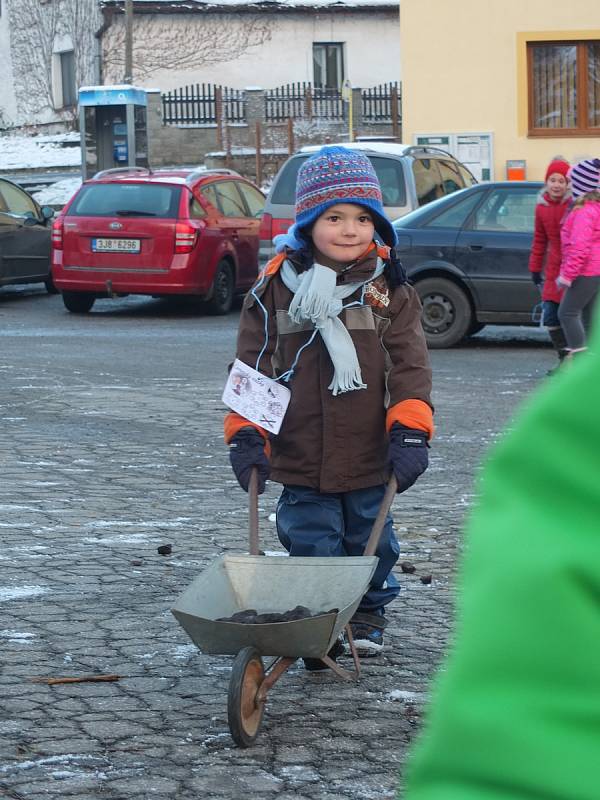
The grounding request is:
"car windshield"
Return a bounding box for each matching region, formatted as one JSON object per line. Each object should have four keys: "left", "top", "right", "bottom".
{"left": 68, "top": 183, "right": 180, "bottom": 218}
{"left": 393, "top": 188, "right": 471, "bottom": 227}
{"left": 272, "top": 153, "right": 407, "bottom": 208}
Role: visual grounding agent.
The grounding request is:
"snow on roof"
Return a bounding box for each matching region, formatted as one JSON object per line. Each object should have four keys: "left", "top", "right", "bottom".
{"left": 110, "top": 0, "right": 398, "bottom": 9}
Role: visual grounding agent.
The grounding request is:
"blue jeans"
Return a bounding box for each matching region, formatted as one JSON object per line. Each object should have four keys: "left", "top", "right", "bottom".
{"left": 276, "top": 484, "right": 400, "bottom": 614}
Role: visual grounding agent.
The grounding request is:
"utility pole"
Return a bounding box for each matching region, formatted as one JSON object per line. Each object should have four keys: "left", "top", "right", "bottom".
{"left": 124, "top": 0, "right": 133, "bottom": 83}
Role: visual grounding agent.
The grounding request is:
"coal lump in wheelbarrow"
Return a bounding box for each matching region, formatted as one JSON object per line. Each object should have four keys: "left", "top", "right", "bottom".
{"left": 217, "top": 605, "right": 338, "bottom": 624}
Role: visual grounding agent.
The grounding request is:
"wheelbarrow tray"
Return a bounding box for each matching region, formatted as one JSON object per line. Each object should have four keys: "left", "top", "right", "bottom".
{"left": 172, "top": 553, "right": 378, "bottom": 659}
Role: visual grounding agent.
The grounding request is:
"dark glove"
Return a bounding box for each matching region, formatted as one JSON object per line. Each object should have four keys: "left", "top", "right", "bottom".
{"left": 531, "top": 271, "right": 543, "bottom": 287}
{"left": 229, "top": 428, "right": 270, "bottom": 494}
{"left": 389, "top": 424, "right": 429, "bottom": 493}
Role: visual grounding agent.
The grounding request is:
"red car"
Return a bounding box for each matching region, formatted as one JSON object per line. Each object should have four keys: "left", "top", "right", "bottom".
{"left": 52, "top": 167, "right": 265, "bottom": 314}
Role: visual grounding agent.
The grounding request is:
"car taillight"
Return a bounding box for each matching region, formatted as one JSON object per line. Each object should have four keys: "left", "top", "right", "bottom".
{"left": 174, "top": 222, "right": 197, "bottom": 254}
{"left": 51, "top": 219, "right": 63, "bottom": 250}
{"left": 258, "top": 213, "right": 293, "bottom": 241}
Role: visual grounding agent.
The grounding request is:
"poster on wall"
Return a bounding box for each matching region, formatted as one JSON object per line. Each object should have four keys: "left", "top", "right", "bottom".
{"left": 414, "top": 132, "right": 494, "bottom": 181}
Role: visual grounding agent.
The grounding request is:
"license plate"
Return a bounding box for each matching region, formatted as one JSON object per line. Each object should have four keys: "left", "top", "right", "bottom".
{"left": 92, "top": 238, "right": 141, "bottom": 253}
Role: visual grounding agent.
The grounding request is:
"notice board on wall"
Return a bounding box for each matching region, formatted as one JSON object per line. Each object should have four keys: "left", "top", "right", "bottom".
{"left": 413, "top": 132, "right": 494, "bottom": 181}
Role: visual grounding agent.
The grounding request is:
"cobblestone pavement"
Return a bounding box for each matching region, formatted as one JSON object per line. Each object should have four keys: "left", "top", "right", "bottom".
{"left": 0, "top": 289, "right": 554, "bottom": 800}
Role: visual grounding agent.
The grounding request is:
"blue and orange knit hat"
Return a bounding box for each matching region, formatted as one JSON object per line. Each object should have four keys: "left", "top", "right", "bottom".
{"left": 294, "top": 146, "right": 397, "bottom": 248}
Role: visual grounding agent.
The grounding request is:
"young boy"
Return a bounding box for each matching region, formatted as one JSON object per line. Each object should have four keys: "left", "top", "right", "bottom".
{"left": 224, "top": 146, "right": 434, "bottom": 665}
{"left": 528, "top": 158, "right": 571, "bottom": 370}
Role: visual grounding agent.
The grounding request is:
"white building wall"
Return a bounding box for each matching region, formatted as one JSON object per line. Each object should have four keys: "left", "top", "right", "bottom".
{"left": 0, "top": 10, "right": 18, "bottom": 126}
{"left": 103, "top": 11, "right": 400, "bottom": 91}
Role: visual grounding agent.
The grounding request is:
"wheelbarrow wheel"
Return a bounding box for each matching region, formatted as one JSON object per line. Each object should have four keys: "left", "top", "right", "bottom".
{"left": 228, "top": 647, "right": 266, "bottom": 747}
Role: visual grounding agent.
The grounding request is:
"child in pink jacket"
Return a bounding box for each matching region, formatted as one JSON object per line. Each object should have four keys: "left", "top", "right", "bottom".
{"left": 558, "top": 159, "right": 600, "bottom": 355}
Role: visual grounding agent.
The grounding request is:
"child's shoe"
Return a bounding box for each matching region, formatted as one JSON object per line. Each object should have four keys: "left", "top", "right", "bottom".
{"left": 348, "top": 612, "right": 387, "bottom": 657}
{"left": 303, "top": 636, "right": 345, "bottom": 671}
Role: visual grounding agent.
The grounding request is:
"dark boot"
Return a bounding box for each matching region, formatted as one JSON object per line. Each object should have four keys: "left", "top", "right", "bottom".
{"left": 547, "top": 328, "right": 569, "bottom": 374}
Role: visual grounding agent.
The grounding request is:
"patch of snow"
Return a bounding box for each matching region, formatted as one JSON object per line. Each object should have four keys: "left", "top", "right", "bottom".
{"left": 263, "top": 550, "right": 288, "bottom": 557}
{"left": 0, "top": 754, "right": 101, "bottom": 774}
{"left": 0, "top": 630, "right": 35, "bottom": 641}
{"left": 387, "top": 689, "right": 426, "bottom": 702}
{"left": 268, "top": 512, "right": 276, "bottom": 522}
{"left": 0, "top": 134, "right": 81, "bottom": 171}
{"left": 0, "top": 585, "right": 50, "bottom": 602}
{"left": 33, "top": 177, "right": 81, "bottom": 208}
{"left": 171, "top": 644, "right": 198, "bottom": 660}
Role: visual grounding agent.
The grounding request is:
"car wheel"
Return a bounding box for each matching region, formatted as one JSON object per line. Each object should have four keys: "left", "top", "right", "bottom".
{"left": 44, "top": 272, "right": 58, "bottom": 295}
{"left": 62, "top": 291, "right": 95, "bottom": 314}
{"left": 415, "top": 277, "right": 472, "bottom": 348}
{"left": 207, "top": 261, "right": 234, "bottom": 315}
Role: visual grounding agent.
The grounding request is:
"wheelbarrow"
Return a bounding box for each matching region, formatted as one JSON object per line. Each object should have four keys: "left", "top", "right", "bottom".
{"left": 171, "top": 471, "right": 397, "bottom": 747}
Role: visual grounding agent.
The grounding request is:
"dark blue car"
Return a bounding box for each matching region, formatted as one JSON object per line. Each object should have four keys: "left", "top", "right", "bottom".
{"left": 393, "top": 181, "right": 544, "bottom": 347}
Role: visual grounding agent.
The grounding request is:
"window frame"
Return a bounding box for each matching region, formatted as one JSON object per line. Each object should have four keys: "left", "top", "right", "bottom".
{"left": 312, "top": 42, "right": 345, "bottom": 89}
{"left": 527, "top": 39, "right": 600, "bottom": 137}
{"left": 59, "top": 49, "right": 76, "bottom": 109}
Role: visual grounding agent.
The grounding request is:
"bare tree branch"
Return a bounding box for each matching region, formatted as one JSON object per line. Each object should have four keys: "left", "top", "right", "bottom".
{"left": 101, "top": 13, "right": 273, "bottom": 83}
{"left": 8, "top": 0, "right": 98, "bottom": 123}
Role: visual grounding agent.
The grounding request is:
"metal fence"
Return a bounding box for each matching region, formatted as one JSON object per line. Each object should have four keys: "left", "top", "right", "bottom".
{"left": 162, "top": 84, "right": 245, "bottom": 125}
{"left": 361, "top": 82, "right": 401, "bottom": 122}
{"left": 265, "top": 82, "right": 345, "bottom": 121}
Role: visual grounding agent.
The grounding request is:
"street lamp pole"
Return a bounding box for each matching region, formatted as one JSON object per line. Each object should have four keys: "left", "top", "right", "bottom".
{"left": 124, "top": 0, "right": 133, "bottom": 83}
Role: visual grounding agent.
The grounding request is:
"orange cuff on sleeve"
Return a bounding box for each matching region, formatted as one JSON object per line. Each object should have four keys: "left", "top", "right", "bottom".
{"left": 386, "top": 399, "right": 435, "bottom": 440}
{"left": 224, "top": 412, "right": 271, "bottom": 456}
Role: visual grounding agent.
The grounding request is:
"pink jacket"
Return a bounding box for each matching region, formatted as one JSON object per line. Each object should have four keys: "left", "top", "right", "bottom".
{"left": 560, "top": 201, "right": 600, "bottom": 286}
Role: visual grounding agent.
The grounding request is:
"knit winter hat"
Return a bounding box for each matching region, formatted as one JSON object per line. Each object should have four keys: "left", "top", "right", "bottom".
{"left": 569, "top": 158, "right": 600, "bottom": 199}
{"left": 293, "top": 146, "right": 397, "bottom": 247}
{"left": 545, "top": 159, "right": 570, "bottom": 182}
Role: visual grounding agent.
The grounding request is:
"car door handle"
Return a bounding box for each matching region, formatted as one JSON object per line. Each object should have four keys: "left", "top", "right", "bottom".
{"left": 469, "top": 244, "right": 484, "bottom": 251}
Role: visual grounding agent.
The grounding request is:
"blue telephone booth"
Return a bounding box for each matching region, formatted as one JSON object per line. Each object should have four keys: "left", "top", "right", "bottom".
{"left": 79, "top": 85, "right": 149, "bottom": 179}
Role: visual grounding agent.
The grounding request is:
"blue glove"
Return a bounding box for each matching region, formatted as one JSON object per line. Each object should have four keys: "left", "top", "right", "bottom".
{"left": 531, "top": 271, "right": 543, "bottom": 287}
{"left": 229, "top": 428, "right": 270, "bottom": 494}
{"left": 389, "top": 424, "right": 429, "bottom": 493}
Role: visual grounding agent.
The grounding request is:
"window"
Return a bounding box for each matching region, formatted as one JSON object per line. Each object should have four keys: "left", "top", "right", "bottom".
{"left": 0, "top": 180, "right": 39, "bottom": 217}
{"left": 236, "top": 182, "right": 265, "bottom": 218}
{"left": 60, "top": 50, "right": 76, "bottom": 108}
{"left": 68, "top": 184, "right": 180, "bottom": 218}
{"left": 200, "top": 184, "right": 219, "bottom": 209}
{"left": 213, "top": 181, "right": 247, "bottom": 217}
{"left": 370, "top": 156, "right": 407, "bottom": 207}
{"left": 472, "top": 189, "right": 538, "bottom": 234}
{"left": 437, "top": 160, "right": 464, "bottom": 194}
{"left": 528, "top": 41, "right": 600, "bottom": 135}
{"left": 412, "top": 159, "right": 444, "bottom": 206}
{"left": 189, "top": 195, "right": 207, "bottom": 219}
{"left": 427, "top": 192, "right": 482, "bottom": 229}
{"left": 313, "top": 43, "right": 344, "bottom": 89}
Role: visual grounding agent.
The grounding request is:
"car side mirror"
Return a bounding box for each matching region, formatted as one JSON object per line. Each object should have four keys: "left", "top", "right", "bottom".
{"left": 41, "top": 205, "right": 55, "bottom": 220}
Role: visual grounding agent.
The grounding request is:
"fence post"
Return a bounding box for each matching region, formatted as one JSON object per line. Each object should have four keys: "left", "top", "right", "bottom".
{"left": 287, "top": 117, "right": 295, "bottom": 154}
{"left": 215, "top": 86, "right": 223, "bottom": 150}
{"left": 255, "top": 121, "right": 262, "bottom": 186}
{"left": 351, "top": 87, "right": 362, "bottom": 139}
{"left": 304, "top": 85, "right": 313, "bottom": 120}
{"left": 391, "top": 84, "right": 400, "bottom": 140}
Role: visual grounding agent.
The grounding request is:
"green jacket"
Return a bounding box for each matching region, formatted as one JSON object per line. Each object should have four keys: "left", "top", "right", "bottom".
{"left": 405, "top": 328, "right": 600, "bottom": 799}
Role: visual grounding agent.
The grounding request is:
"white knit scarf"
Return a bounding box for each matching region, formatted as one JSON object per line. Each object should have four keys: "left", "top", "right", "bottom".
{"left": 280, "top": 258, "right": 385, "bottom": 395}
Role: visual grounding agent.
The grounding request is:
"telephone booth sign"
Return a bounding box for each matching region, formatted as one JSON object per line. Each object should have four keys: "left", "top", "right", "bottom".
{"left": 79, "top": 85, "right": 149, "bottom": 179}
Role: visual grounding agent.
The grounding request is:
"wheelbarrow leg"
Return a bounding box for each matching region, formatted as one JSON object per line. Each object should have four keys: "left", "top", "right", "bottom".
{"left": 256, "top": 656, "right": 297, "bottom": 703}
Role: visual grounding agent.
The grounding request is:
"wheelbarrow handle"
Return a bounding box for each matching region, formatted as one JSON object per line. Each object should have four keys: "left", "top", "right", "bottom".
{"left": 248, "top": 468, "right": 260, "bottom": 556}
{"left": 364, "top": 475, "right": 397, "bottom": 557}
